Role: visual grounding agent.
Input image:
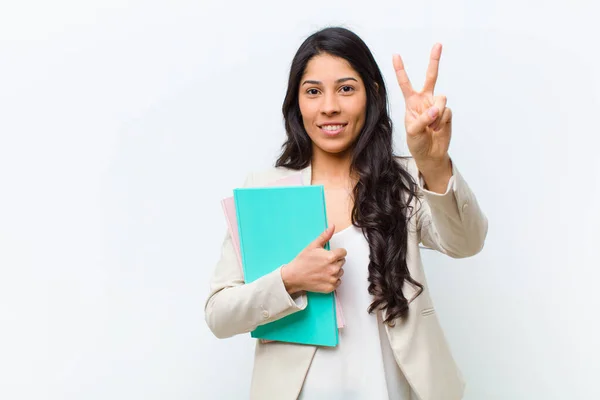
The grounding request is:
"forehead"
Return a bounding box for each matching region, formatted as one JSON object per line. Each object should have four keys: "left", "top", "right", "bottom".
{"left": 302, "top": 53, "right": 361, "bottom": 82}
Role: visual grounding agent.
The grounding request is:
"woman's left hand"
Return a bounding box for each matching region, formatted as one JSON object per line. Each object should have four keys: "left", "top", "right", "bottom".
{"left": 392, "top": 43, "right": 452, "bottom": 175}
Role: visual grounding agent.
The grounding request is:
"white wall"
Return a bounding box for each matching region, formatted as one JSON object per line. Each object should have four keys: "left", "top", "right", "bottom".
{"left": 1, "top": 1, "right": 598, "bottom": 399}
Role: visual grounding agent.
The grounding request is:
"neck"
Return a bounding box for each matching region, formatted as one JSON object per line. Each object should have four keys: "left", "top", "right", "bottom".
{"left": 310, "top": 146, "right": 356, "bottom": 188}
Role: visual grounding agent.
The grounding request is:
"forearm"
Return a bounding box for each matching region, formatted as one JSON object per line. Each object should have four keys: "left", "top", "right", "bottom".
{"left": 417, "top": 156, "right": 453, "bottom": 194}
{"left": 415, "top": 158, "right": 488, "bottom": 258}
{"left": 205, "top": 266, "right": 307, "bottom": 339}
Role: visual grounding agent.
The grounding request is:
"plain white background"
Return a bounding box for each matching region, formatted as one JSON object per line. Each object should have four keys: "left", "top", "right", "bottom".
{"left": 1, "top": 1, "right": 599, "bottom": 399}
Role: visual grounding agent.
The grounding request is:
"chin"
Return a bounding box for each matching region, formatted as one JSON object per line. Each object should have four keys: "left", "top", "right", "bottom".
{"left": 314, "top": 141, "right": 353, "bottom": 155}
{"left": 307, "top": 127, "right": 359, "bottom": 156}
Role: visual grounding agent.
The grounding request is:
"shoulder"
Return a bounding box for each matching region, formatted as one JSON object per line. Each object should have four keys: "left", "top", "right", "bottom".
{"left": 243, "top": 165, "right": 302, "bottom": 187}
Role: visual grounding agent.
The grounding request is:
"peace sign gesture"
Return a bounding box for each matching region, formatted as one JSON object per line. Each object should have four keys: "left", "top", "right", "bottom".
{"left": 393, "top": 43, "right": 452, "bottom": 172}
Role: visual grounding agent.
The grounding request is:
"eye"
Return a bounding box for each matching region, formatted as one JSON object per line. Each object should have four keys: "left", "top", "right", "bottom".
{"left": 340, "top": 85, "right": 355, "bottom": 93}
{"left": 306, "top": 88, "right": 320, "bottom": 95}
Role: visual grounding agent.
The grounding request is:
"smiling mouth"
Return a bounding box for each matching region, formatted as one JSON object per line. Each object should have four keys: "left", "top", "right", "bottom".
{"left": 319, "top": 124, "right": 347, "bottom": 135}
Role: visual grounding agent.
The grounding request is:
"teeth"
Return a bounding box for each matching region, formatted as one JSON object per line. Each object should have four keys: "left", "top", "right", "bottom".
{"left": 322, "top": 125, "right": 344, "bottom": 131}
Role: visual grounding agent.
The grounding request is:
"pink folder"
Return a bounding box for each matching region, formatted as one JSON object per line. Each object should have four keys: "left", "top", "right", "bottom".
{"left": 221, "top": 173, "right": 346, "bottom": 330}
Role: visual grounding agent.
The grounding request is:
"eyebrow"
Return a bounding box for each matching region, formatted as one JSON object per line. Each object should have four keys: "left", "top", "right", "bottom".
{"left": 301, "top": 77, "right": 358, "bottom": 86}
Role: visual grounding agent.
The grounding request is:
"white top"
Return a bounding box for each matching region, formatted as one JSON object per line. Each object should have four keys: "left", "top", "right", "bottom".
{"left": 299, "top": 225, "right": 419, "bottom": 400}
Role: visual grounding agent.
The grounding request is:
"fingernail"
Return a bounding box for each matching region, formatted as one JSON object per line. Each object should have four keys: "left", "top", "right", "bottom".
{"left": 428, "top": 107, "right": 439, "bottom": 119}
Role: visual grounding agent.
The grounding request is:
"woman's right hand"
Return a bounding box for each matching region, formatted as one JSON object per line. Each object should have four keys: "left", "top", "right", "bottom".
{"left": 280, "top": 225, "right": 346, "bottom": 295}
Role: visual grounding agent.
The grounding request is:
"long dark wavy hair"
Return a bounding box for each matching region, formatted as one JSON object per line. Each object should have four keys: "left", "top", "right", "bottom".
{"left": 276, "top": 26, "right": 423, "bottom": 325}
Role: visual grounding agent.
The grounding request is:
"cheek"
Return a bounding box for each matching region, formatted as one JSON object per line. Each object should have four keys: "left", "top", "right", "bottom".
{"left": 349, "top": 100, "right": 367, "bottom": 125}
{"left": 298, "top": 101, "right": 314, "bottom": 123}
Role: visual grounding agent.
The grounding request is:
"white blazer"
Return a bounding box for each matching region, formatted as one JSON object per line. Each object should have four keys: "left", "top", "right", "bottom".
{"left": 205, "top": 157, "right": 488, "bottom": 400}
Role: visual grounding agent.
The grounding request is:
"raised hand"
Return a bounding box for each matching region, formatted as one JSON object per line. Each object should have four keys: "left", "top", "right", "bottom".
{"left": 281, "top": 225, "right": 346, "bottom": 295}
{"left": 393, "top": 43, "right": 452, "bottom": 173}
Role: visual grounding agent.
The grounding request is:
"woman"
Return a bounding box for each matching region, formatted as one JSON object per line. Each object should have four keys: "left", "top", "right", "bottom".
{"left": 205, "top": 26, "right": 488, "bottom": 400}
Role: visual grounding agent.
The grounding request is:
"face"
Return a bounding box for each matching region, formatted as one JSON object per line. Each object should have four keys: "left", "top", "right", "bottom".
{"left": 298, "top": 53, "right": 367, "bottom": 158}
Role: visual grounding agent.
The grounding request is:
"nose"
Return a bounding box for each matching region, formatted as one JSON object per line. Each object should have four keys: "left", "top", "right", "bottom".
{"left": 320, "top": 92, "right": 341, "bottom": 116}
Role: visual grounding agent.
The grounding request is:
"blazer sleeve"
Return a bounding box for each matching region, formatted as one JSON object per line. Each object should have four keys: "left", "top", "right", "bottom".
{"left": 410, "top": 158, "right": 488, "bottom": 258}
{"left": 204, "top": 172, "right": 308, "bottom": 339}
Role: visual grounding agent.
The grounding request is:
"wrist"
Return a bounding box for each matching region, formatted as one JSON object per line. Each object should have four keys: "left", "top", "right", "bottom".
{"left": 417, "top": 156, "right": 453, "bottom": 193}
{"left": 415, "top": 155, "right": 451, "bottom": 176}
{"left": 280, "top": 264, "right": 302, "bottom": 295}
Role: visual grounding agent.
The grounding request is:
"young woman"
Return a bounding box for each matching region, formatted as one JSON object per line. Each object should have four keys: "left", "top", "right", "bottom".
{"left": 205, "top": 26, "right": 488, "bottom": 400}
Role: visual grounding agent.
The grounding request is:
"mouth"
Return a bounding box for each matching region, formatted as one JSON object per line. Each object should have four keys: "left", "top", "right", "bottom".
{"left": 318, "top": 123, "right": 347, "bottom": 136}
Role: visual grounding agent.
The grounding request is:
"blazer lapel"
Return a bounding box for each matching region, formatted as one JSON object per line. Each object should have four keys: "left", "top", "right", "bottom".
{"left": 301, "top": 164, "right": 312, "bottom": 186}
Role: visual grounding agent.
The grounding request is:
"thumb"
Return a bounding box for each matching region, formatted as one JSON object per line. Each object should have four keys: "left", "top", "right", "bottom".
{"left": 407, "top": 106, "right": 438, "bottom": 136}
{"left": 309, "top": 224, "right": 335, "bottom": 249}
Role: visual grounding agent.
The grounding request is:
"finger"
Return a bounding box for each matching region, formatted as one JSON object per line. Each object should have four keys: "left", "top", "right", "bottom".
{"left": 423, "top": 43, "right": 442, "bottom": 94}
{"left": 392, "top": 54, "right": 414, "bottom": 99}
{"left": 332, "top": 247, "right": 347, "bottom": 260}
{"left": 407, "top": 105, "right": 440, "bottom": 136}
{"left": 428, "top": 95, "right": 447, "bottom": 130}
{"left": 332, "top": 259, "right": 345, "bottom": 275}
{"left": 437, "top": 107, "right": 452, "bottom": 127}
{"left": 327, "top": 275, "right": 342, "bottom": 291}
{"left": 309, "top": 225, "right": 335, "bottom": 249}
{"left": 335, "top": 266, "right": 345, "bottom": 278}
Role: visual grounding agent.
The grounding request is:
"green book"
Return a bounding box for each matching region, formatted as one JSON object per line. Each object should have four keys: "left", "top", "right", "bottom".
{"left": 233, "top": 185, "right": 338, "bottom": 347}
